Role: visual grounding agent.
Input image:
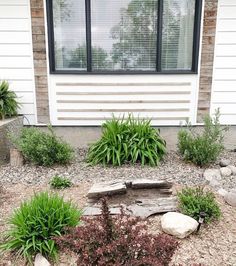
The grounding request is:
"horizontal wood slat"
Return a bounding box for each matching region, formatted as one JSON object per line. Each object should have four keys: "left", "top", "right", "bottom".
{"left": 57, "top": 91, "right": 191, "bottom": 96}
{"left": 56, "top": 82, "right": 191, "bottom": 87}
{"left": 57, "top": 99, "right": 191, "bottom": 104}
{"left": 57, "top": 108, "right": 190, "bottom": 113}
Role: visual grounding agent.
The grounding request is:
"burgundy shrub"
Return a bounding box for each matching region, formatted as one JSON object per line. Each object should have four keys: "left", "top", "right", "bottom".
{"left": 54, "top": 198, "right": 179, "bottom": 266}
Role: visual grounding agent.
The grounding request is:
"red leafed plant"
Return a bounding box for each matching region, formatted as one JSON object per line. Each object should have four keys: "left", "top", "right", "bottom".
{"left": 54, "top": 198, "right": 179, "bottom": 266}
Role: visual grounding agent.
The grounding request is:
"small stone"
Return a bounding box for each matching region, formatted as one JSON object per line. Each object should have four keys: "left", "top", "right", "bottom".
{"left": 220, "top": 167, "right": 232, "bottom": 177}
{"left": 203, "top": 169, "right": 221, "bottom": 182}
{"left": 161, "top": 212, "right": 198, "bottom": 239}
{"left": 87, "top": 181, "right": 127, "bottom": 199}
{"left": 219, "top": 159, "right": 231, "bottom": 167}
{"left": 227, "top": 165, "right": 236, "bottom": 175}
{"left": 224, "top": 190, "right": 236, "bottom": 207}
{"left": 218, "top": 188, "right": 228, "bottom": 197}
{"left": 34, "top": 254, "right": 50, "bottom": 266}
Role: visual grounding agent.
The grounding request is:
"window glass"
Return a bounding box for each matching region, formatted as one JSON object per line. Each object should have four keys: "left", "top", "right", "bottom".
{"left": 161, "top": 0, "right": 195, "bottom": 71}
{"left": 53, "top": 0, "right": 87, "bottom": 70}
{"left": 91, "top": 0, "right": 158, "bottom": 71}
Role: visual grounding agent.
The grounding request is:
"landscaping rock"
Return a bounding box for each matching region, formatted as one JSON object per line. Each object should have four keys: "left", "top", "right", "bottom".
{"left": 83, "top": 206, "right": 122, "bottom": 216}
{"left": 161, "top": 212, "right": 198, "bottom": 239}
{"left": 127, "top": 197, "right": 178, "bottom": 218}
{"left": 209, "top": 179, "right": 221, "bottom": 189}
{"left": 131, "top": 179, "right": 172, "bottom": 189}
{"left": 224, "top": 189, "right": 236, "bottom": 207}
{"left": 34, "top": 254, "right": 50, "bottom": 266}
{"left": 203, "top": 169, "right": 221, "bottom": 182}
{"left": 219, "top": 159, "right": 231, "bottom": 167}
{"left": 83, "top": 198, "right": 178, "bottom": 218}
{"left": 217, "top": 188, "right": 228, "bottom": 197}
{"left": 220, "top": 167, "right": 232, "bottom": 177}
{"left": 227, "top": 165, "right": 236, "bottom": 175}
{"left": 87, "top": 181, "right": 127, "bottom": 199}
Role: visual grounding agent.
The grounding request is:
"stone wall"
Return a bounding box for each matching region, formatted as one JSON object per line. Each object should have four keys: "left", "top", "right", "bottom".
{"left": 30, "top": 0, "right": 50, "bottom": 124}
{"left": 0, "top": 117, "right": 23, "bottom": 164}
{"left": 197, "top": 0, "right": 218, "bottom": 122}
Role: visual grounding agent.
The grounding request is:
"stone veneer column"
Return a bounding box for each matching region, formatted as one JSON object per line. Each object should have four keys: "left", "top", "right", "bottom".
{"left": 30, "top": 0, "right": 50, "bottom": 124}
{"left": 197, "top": 0, "right": 218, "bottom": 122}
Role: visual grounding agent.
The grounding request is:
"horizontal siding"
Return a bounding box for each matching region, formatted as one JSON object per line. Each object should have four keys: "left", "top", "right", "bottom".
{"left": 49, "top": 75, "right": 198, "bottom": 126}
{"left": 211, "top": 0, "right": 236, "bottom": 124}
{"left": 0, "top": 0, "right": 36, "bottom": 124}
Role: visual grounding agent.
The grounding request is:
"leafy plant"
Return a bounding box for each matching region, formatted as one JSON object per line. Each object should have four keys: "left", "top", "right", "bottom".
{"left": 54, "top": 198, "right": 178, "bottom": 266}
{"left": 0, "top": 80, "right": 20, "bottom": 119}
{"left": 0, "top": 192, "right": 81, "bottom": 263}
{"left": 50, "top": 175, "right": 72, "bottom": 189}
{"left": 11, "top": 126, "right": 74, "bottom": 166}
{"left": 178, "top": 109, "right": 227, "bottom": 166}
{"left": 178, "top": 187, "right": 221, "bottom": 223}
{"left": 87, "top": 115, "right": 166, "bottom": 166}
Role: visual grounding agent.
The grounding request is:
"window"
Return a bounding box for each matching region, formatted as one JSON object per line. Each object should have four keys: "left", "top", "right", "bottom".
{"left": 47, "top": 0, "right": 202, "bottom": 73}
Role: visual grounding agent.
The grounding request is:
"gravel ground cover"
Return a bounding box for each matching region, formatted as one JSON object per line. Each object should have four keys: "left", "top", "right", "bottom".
{"left": 1, "top": 149, "right": 236, "bottom": 189}
{"left": 0, "top": 150, "right": 236, "bottom": 265}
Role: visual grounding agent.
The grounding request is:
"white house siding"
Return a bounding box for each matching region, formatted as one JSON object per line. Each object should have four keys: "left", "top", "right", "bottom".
{"left": 211, "top": 0, "right": 236, "bottom": 124}
{"left": 0, "top": 0, "right": 36, "bottom": 124}
{"left": 49, "top": 74, "right": 199, "bottom": 126}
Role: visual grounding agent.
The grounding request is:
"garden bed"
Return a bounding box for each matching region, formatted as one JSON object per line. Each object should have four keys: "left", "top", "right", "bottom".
{"left": 0, "top": 150, "right": 236, "bottom": 265}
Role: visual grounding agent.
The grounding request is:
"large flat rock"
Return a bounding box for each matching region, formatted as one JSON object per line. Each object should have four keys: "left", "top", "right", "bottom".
{"left": 83, "top": 197, "right": 178, "bottom": 218}
{"left": 87, "top": 181, "right": 127, "bottom": 199}
{"left": 127, "top": 197, "right": 178, "bottom": 218}
{"left": 131, "top": 179, "right": 172, "bottom": 189}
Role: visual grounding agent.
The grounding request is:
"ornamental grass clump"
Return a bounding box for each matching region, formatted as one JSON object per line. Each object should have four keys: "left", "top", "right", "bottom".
{"left": 11, "top": 126, "right": 74, "bottom": 166}
{"left": 178, "top": 109, "right": 227, "bottom": 166}
{"left": 54, "top": 198, "right": 178, "bottom": 266}
{"left": 0, "top": 192, "right": 81, "bottom": 263}
{"left": 87, "top": 115, "right": 166, "bottom": 166}
{"left": 178, "top": 187, "right": 221, "bottom": 223}
{"left": 0, "top": 80, "right": 20, "bottom": 119}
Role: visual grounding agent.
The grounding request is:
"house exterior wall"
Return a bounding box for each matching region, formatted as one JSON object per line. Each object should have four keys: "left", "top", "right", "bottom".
{"left": 197, "top": 0, "right": 219, "bottom": 122}
{"left": 0, "top": 0, "right": 36, "bottom": 125}
{"left": 1, "top": 0, "right": 226, "bottom": 126}
{"left": 30, "top": 0, "right": 50, "bottom": 124}
{"left": 210, "top": 0, "right": 236, "bottom": 125}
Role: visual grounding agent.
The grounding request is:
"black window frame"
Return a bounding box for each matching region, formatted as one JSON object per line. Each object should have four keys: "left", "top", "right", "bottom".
{"left": 46, "top": 0, "right": 202, "bottom": 75}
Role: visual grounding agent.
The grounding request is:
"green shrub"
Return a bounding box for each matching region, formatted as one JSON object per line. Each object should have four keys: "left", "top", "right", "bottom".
{"left": 50, "top": 175, "right": 72, "bottom": 189}
{"left": 178, "top": 109, "right": 227, "bottom": 166}
{"left": 0, "top": 80, "right": 20, "bottom": 119}
{"left": 12, "top": 127, "right": 74, "bottom": 166}
{"left": 0, "top": 192, "right": 81, "bottom": 263}
{"left": 178, "top": 187, "right": 221, "bottom": 223}
{"left": 87, "top": 115, "right": 166, "bottom": 166}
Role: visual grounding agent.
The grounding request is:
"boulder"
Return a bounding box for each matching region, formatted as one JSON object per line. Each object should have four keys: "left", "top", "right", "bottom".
{"left": 203, "top": 169, "right": 221, "bottom": 182}
{"left": 87, "top": 181, "right": 127, "bottom": 199}
{"left": 217, "top": 188, "right": 228, "bottom": 197}
{"left": 209, "top": 179, "right": 221, "bottom": 189}
{"left": 224, "top": 189, "right": 236, "bottom": 207}
{"left": 220, "top": 167, "right": 232, "bottom": 177}
{"left": 219, "top": 159, "right": 230, "bottom": 167}
{"left": 131, "top": 179, "right": 172, "bottom": 189}
{"left": 227, "top": 165, "right": 236, "bottom": 175}
{"left": 161, "top": 212, "right": 198, "bottom": 239}
{"left": 34, "top": 254, "right": 50, "bottom": 266}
